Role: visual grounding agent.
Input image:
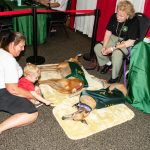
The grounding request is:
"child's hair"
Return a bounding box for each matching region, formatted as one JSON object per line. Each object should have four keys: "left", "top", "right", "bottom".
{"left": 23, "top": 63, "right": 40, "bottom": 77}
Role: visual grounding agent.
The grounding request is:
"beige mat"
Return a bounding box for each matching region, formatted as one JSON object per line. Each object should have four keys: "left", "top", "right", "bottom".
{"left": 39, "top": 64, "right": 135, "bottom": 140}
{"left": 53, "top": 97, "right": 134, "bottom": 140}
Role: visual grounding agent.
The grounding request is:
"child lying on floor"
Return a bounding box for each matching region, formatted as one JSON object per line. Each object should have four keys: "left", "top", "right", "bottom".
{"left": 18, "top": 63, "right": 51, "bottom": 106}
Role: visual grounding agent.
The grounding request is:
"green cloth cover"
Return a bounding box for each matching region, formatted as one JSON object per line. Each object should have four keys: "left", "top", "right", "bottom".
{"left": 65, "top": 62, "right": 88, "bottom": 87}
{"left": 127, "top": 41, "right": 150, "bottom": 114}
{"left": 81, "top": 88, "right": 126, "bottom": 109}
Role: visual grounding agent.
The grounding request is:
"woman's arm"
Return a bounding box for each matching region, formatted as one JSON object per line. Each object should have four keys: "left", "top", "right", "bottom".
{"left": 101, "top": 30, "right": 112, "bottom": 55}
{"left": 102, "top": 39, "right": 135, "bottom": 55}
{"left": 115, "top": 39, "right": 135, "bottom": 49}
{"left": 37, "top": 0, "right": 60, "bottom": 7}
{"left": 103, "top": 30, "right": 112, "bottom": 48}
{"left": 5, "top": 83, "right": 35, "bottom": 99}
{"left": 50, "top": 2, "right": 60, "bottom": 8}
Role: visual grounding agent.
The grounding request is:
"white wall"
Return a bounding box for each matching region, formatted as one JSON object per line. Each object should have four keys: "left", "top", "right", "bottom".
{"left": 116, "top": 0, "right": 145, "bottom": 12}
{"left": 74, "top": 0, "right": 97, "bottom": 37}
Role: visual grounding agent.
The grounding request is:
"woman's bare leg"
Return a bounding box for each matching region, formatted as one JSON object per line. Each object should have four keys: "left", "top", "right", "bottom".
{"left": 0, "top": 112, "right": 38, "bottom": 134}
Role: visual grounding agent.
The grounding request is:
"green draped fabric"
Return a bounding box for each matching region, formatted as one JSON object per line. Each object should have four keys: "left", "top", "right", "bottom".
{"left": 3, "top": 0, "right": 47, "bottom": 45}
{"left": 65, "top": 62, "right": 88, "bottom": 87}
{"left": 127, "top": 41, "right": 150, "bottom": 114}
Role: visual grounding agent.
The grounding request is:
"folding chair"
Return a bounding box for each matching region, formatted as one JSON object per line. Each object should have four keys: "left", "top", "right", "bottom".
{"left": 0, "top": 5, "right": 13, "bottom": 35}
{"left": 47, "top": 0, "right": 71, "bottom": 37}
{"left": 118, "top": 12, "right": 150, "bottom": 86}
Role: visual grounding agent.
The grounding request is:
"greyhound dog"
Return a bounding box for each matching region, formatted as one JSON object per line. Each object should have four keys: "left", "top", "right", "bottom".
{"left": 62, "top": 83, "right": 128, "bottom": 124}
{"left": 39, "top": 54, "right": 88, "bottom": 94}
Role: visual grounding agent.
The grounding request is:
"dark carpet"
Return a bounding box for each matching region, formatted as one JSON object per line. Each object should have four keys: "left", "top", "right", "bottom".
{"left": 0, "top": 29, "right": 150, "bottom": 150}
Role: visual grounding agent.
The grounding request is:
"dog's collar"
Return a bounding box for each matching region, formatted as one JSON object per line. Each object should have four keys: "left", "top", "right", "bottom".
{"left": 77, "top": 102, "right": 92, "bottom": 112}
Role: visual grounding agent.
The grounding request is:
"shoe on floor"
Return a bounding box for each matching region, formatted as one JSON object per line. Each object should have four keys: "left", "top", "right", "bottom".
{"left": 108, "top": 77, "right": 119, "bottom": 84}
{"left": 100, "top": 64, "right": 112, "bottom": 74}
{"left": 50, "top": 28, "right": 57, "bottom": 33}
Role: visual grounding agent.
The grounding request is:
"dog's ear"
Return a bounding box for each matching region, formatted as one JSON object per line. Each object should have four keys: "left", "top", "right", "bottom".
{"left": 81, "top": 119, "right": 88, "bottom": 125}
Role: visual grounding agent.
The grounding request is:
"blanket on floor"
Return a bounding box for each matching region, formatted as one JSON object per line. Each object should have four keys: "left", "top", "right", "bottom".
{"left": 53, "top": 100, "right": 134, "bottom": 140}
{"left": 39, "top": 64, "right": 135, "bottom": 140}
{"left": 39, "top": 65, "right": 104, "bottom": 106}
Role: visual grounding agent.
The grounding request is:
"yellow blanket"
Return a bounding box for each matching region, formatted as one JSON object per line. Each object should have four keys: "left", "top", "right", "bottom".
{"left": 53, "top": 101, "right": 134, "bottom": 140}
{"left": 39, "top": 64, "right": 135, "bottom": 140}
{"left": 39, "top": 65, "right": 104, "bottom": 106}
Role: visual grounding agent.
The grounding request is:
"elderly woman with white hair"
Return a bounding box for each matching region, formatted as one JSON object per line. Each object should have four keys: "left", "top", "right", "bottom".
{"left": 86, "top": 0, "right": 140, "bottom": 84}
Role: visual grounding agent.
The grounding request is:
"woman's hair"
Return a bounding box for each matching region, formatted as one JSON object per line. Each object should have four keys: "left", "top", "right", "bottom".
{"left": 24, "top": 63, "right": 40, "bottom": 77}
{"left": 0, "top": 32, "right": 26, "bottom": 51}
{"left": 117, "top": 0, "right": 135, "bottom": 19}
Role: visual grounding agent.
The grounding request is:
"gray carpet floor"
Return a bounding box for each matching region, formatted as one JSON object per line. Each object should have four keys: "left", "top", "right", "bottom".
{"left": 0, "top": 29, "right": 150, "bottom": 150}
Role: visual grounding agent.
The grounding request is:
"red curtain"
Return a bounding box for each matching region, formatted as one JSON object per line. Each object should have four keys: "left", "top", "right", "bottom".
{"left": 69, "top": 0, "right": 150, "bottom": 38}
{"left": 70, "top": 0, "right": 77, "bottom": 30}
{"left": 143, "top": 0, "right": 150, "bottom": 37}
{"left": 96, "top": 0, "right": 117, "bottom": 42}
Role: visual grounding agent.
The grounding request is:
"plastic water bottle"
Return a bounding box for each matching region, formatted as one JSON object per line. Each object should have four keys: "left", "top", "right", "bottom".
{"left": 17, "top": 0, "right": 22, "bottom": 6}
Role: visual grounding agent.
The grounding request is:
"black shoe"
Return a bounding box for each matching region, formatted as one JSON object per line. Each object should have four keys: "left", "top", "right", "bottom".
{"left": 108, "top": 77, "right": 119, "bottom": 84}
{"left": 100, "top": 65, "right": 112, "bottom": 74}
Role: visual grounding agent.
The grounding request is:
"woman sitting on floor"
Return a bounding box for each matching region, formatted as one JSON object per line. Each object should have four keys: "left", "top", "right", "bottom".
{"left": 0, "top": 32, "right": 38, "bottom": 134}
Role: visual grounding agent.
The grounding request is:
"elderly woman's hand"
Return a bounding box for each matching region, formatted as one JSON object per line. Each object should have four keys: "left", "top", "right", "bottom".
{"left": 101, "top": 47, "right": 112, "bottom": 55}
{"left": 101, "top": 47, "right": 106, "bottom": 55}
